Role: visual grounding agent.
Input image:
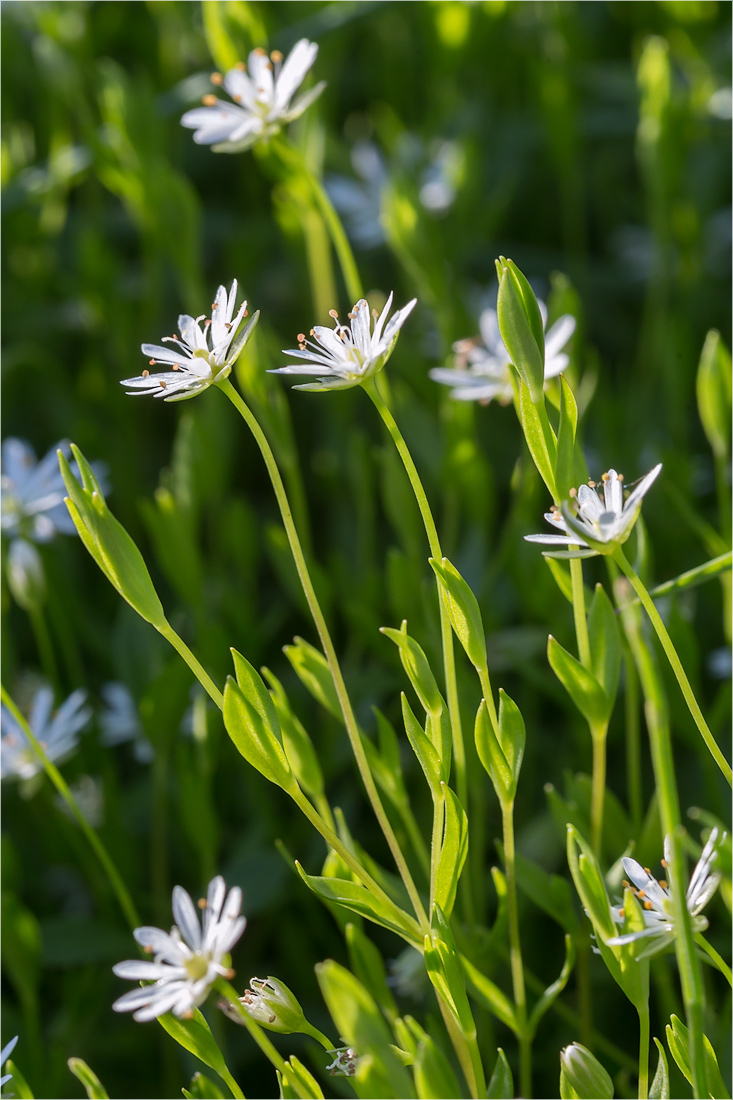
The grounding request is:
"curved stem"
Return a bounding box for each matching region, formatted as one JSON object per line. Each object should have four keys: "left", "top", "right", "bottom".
{"left": 613, "top": 548, "right": 731, "bottom": 786}
{"left": 501, "top": 800, "right": 531, "bottom": 1098}
{"left": 1, "top": 685, "right": 140, "bottom": 931}
{"left": 695, "top": 933, "right": 733, "bottom": 986}
{"left": 218, "top": 380, "right": 428, "bottom": 932}
{"left": 637, "top": 1005, "right": 650, "bottom": 1100}
{"left": 159, "top": 623, "right": 224, "bottom": 711}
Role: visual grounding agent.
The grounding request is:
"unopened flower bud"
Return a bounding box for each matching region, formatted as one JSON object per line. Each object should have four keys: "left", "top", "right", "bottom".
{"left": 221, "top": 976, "right": 306, "bottom": 1034}
{"left": 6, "top": 538, "right": 46, "bottom": 610}
{"left": 560, "top": 1042, "right": 613, "bottom": 1099}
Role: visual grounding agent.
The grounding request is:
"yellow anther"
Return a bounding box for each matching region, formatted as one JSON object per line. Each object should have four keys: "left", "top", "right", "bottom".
{"left": 142, "top": 369, "right": 150, "bottom": 377}
{"left": 271, "top": 50, "right": 283, "bottom": 63}
{"left": 202, "top": 94, "right": 218, "bottom": 106}
{"left": 211, "top": 72, "right": 223, "bottom": 85}
{"left": 328, "top": 309, "right": 339, "bottom": 319}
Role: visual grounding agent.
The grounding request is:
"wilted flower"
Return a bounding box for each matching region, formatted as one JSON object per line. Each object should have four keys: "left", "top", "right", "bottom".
{"left": 607, "top": 830, "right": 725, "bottom": 960}
{"left": 181, "top": 41, "right": 325, "bottom": 153}
{"left": 0, "top": 1035, "right": 18, "bottom": 1088}
{"left": 121, "top": 281, "right": 258, "bottom": 402}
{"left": 220, "top": 975, "right": 306, "bottom": 1034}
{"left": 1, "top": 438, "right": 92, "bottom": 543}
{"left": 326, "top": 1047, "right": 360, "bottom": 1077}
{"left": 112, "top": 876, "right": 246, "bottom": 1021}
{"left": 272, "top": 293, "right": 416, "bottom": 392}
{"left": 1, "top": 685, "right": 91, "bottom": 780}
{"left": 524, "top": 464, "right": 662, "bottom": 559}
{"left": 430, "top": 301, "right": 575, "bottom": 403}
{"left": 99, "top": 682, "right": 154, "bottom": 764}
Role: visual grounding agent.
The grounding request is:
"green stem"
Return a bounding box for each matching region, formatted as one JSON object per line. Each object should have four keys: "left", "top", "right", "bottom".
{"left": 1, "top": 685, "right": 140, "bottom": 931}
{"left": 219, "top": 379, "right": 427, "bottom": 931}
{"left": 569, "top": 557, "right": 591, "bottom": 668}
{"left": 624, "top": 648, "right": 644, "bottom": 834}
{"left": 429, "top": 790, "right": 445, "bottom": 912}
{"left": 613, "top": 548, "right": 731, "bottom": 786}
{"left": 28, "top": 603, "right": 60, "bottom": 694}
{"left": 638, "top": 1005, "right": 650, "bottom": 1100}
{"left": 158, "top": 623, "right": 224, "bottom": 711}
{"left": 616, "top": 581, "right": 708, "bottom": 1099}
{"left": 216, "top": 979, "right": 299, "bottom": 1100}
{"left": 501, "top": 799, "right": 531, "bottom": 1098}
{"left": 590, "top": 727, "right": 608, "bottom": 855}
{"left": 272, "top": 139, "right": 362, "bottom": 304}
{"left": 435, "top": 996, "right": 482, "bottom": 1100}
{"left": 695, "top": 933, "right": 733, "bottom": 986}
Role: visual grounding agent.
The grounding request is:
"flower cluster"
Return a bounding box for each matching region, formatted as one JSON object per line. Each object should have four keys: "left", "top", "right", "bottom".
{"left": 181, "top": 40, "right": 325, "bottom": 153}
{"left": 112, "top": 876, "right": 246, "bottom": 1021}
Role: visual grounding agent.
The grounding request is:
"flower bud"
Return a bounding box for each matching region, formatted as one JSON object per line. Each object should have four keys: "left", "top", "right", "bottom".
{"left": 560, "top": 1042, "right": 614, "bottom": 1099}
{"left": 6, "top": 538, "right": 46, "bottom": 611}
{"left": 221, "top": 976, "right": 306, "bottom": 1034}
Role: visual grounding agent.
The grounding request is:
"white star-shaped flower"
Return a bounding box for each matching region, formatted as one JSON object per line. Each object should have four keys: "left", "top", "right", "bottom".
{"left": 121, "top": 281, "right": 258, "bottom": 402}
{"left": 524, "top": 464, "right": 662, "bottom": 558}
{"left": 607, "top": 830, "right": 725, "bottom": 960}
{"left": 1, "top": 438, "right": 103, "bottom": 543}
{"left": 112, "top": 876, "right": 246, "bottom": 1022}
{"left": 1, "top": 685, "right": 91, "bottom": 780}
{"left": 430, "top": 301, "right": 575, "bottom": 403}
{"left": 181, "top": 41, "right": 326, "bottom": 153}
{"left": 271, "top": 293, "right": 417, "bottom": 392}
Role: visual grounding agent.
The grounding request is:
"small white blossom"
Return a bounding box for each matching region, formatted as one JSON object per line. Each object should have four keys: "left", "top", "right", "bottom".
{"left": 121, "top": 281, "right": 257, "bottom": 402}
{"left": 326, "top": 1046, "right": 360, "bottom": 1077}
{"left": 1, "top": 685, "right": 91, "bottom": 780}
{"left": 524, "top": 464, "right": 662, "bottom": 559}
{"left": 0, "top": 1035, "right": 18, "bottom": 1088}
{"left": 99, "top": 682, "right": 154, "bottom": 764}
{"left": 2, "top": 439, "right": 89, "bottom": 543}
{"left": 272, "top": 293, "right": 417, "bottom": 392}
{"left": 430, "top": 301, "right": 575, "bottom": 403}
{"left": 112, "top": 876, "right": 246, "bottom": 1021}
{"left": 608, "top": 830, "right": 725, "bottom": 960}
{"left": 181, "top": 41, "right": 325, "bottom": 153}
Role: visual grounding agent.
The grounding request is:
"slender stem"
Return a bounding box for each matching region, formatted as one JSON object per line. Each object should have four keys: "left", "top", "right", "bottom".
{"left": 501, "top": 800, "right": 531, "bottom": 1098}
{"left": 1, "top": 685, "right": 140, "bottom": 931}
{"left": 569, "top": 558, "right": 591, "bottom": 668}
{"left": 616, "top": 581, "right": 708, "bottom": 1099}
{"left": 624, "top": 648, "right": 644, "bottom": 834}
{"left": 613, "top": 548, "right": 731, "bottom": 785}
{"left": 28, "top": 604, "right": 60, "bottom": 694}
{"left": 637, "top": 1005, "right": 650, "bottom": 1100}
{"left": 220, "top": 380, "right": 427, "bottom": 930}
{"left": 576, "top": 938, "right": 593, "bottom": 1049}
{"left": 590, "top": 728, "right": 608, "bottom": 855}
{"left": 158, "top": 623, "right": 223, "bottom": 711}
{"left": 695, "top": 934, "right": 733, "bottom": 986}
{"left": 272, "top": 139, "right": 362, "bottom": 305}
{"left": 434, "top": 996, "right": 481, "bottom": 1100}
{"left": 429, "top": 791, "right": 445, "bottom": 912}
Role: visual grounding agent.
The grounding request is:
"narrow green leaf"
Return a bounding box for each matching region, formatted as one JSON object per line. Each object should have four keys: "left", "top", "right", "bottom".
{"left": 548, "top": 635, "right": 610, "bottom": 731}
{"left": 497, "top": 689, "right": 525, "bottom": 792}
{"left": 435, "top": 785, "right": 469, "bottom": 919}
{"left": 223, "top": 676, "right": 295, "bottom": 791}
{"left": 381, "top": 622, "right": 443, "bottom": 718}
{"left": 157, "top": 1009, "right": 231, "bottom": 1082}
{"left": 230, "top": 650, "right": 281, "bottom": 740}
{"left": 263, "top": 668, "right": 324, "bottom": 799}
{"left": 67, "top": 1059, "right": 109, "bottom": 1100}
{"left": 497, "top": 262, "right": 545, "bottom": 399}
{"left": 414, "top": 1034, "right": 463, "bottom": 1099}
{"left": 527, "top": 934, "right": 576, "bottom": 1037}
{"left": 281, "top": 1056, "right": 324, "bottom": 1100}
{"left": 401, "top": 694, "right": 444, "bottom": 792}
{"left": 460, "top": 954, "right": 517, "bottom": 1033}
{"left": 486, "top": 1049, "right": 514, "bottom": 1099}
{"left": 346, "top": 923, "right": 399, "bottom": 1022}
{"left": 518, "top": 380, "right": 557, "bottom": 497}
{"left": 587, "top": 585, "right": 621, "bottom": 707}
{"left": 283, "top": 637, "right": 341, "bottom": 719}
{"left": 555, "top": 375, "right": 578, "bottom": 501}
{"left": 696, "top": 329, "right": 731, "bottom": 460}
{"left": 474, "top": 699, "right": 512, "bottom": 801}
{"left": 429, "top": 557, "right": 487, "bottom": 669}
{"left": 649, "top": 1038, "right": 670, "bottom": 1100}
{"left": 666, "top": 1015, "right": 730, "bottom": 1099}
{"left": 182, "top": 1072, "right": 225, "bottom": 1100}
{"left": 295, "top": 864, "right": 420, "bottom": 944}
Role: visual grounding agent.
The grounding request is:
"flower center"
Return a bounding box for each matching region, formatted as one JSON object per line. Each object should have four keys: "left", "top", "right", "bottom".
{"left": 184, "top": 954, "right": 210, "bottom": 982}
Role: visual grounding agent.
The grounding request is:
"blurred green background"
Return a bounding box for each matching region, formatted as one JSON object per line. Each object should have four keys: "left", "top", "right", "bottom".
{"left": 2, "top": 2, "right": 730, "bottom": 1097}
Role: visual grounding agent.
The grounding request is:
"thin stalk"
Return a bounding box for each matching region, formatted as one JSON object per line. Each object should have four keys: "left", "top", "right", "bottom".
{"left": 637, "top": 1005, "right": 650, "bottom": 1100}
{"left": 151, "top": 751, "right": 169, "bottom": 926}
{"left": 435, "top": 996, "right": 482, "bottom": 1100}
{"left": 616, "top": 581, "right": 708, "bottom": 1098}
{"left": 28, "top": 604, "right": 60, "bottom": 694}
{"left": 1, "top": 685, "right": 140, "bottom": 931}
{"left": 158, "top": 623, "right": 223, "bottom": 711}
{"left": 613, "top": 548, "right": 731, "bottom": 786}
{"left": 501, "top": 800, "right": 531, "bottom": 1098}
{"left": 429, "top": 791, "right": 445, "bottom": 912}
{"left": 219, "top": 379, "right": 427, "bottom": 931}
{"left": 624, "top": 648, "right": 644, "bottom": 834}
{"left": 576, "top": 938, "right": 592, "bottom": 1048}
{"left": 590, "top": 727, "right": 608, "bottom": 855}
{"left": 695, "top": 934, "right": 733, "bottom": 987}
{"left": 569, "top": 557, "right": 591, "bottom": 668}
{"left": 272, "top": 139, "right": 362, "bottom": 305}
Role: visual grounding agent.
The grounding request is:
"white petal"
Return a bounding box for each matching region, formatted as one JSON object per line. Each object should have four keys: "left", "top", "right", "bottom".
{"left": 172, "top": 886, "right": 203, "bottom": 951}
{"left": 223, "top": 68, "right": 257, "bottom": 111}
{"left": 622, "top": 463, "right": 663, "bottom": 516}
{"left": 544, "top": 314, "right": 575, "bottom": 359}
{"left": 274, "top": 40, "right": 319, "bottom": 111}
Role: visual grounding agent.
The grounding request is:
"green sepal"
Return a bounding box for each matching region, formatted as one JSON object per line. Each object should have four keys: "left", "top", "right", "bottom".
{"left": 223, "top": 673, "right": 295, "bottom": 792}
{"left": 182, "top": 1071, "right": 225, "bottom": 1099}
{"left": 316, "top": 960, "right": 416, "bottom": 1099}
{"left": 263, "top": 667, "right": 325, "bottom": 800}
{"left": 587, "top": 584, "right": 621, "bottom": 709}
{"left": 381, "top": 622, "right": 443, "bottom": 718}
{"left": 401, "top": 693, "right": 444, "bottom": 793}
{"left": 554, "top": 375, "right": 578, "bottom": 501}
{"left": 486, "top": 1048, "right": 514, "bottom": 1099}
{"left": 496, "top": 258, "right": 545, "bottom": 402}
{"left": 518, "top": 380, "right": 557, "bottom": 497}
{"left": 548, "top": 635, "right": 610, "bottom": 733}
{"left": 283, "top": 637, "right": 341, "bottom": 719}
{"left": 59, "top": 446, "right": 168, "bottom": 630}
{"left": 434, "top": 784, "right": 469, "bottom": 919}
{"left": 295, "top": 863, "right": 421, "bottom": 944}
{"left": 665, "top": 1014, "right": 730, "bottom": 1099}
{"left": 67, "top": 1059, "right": 109, "bottom": 1099}
{"left": 429, "top": 557, "right": 487, "bottom": 669}
{"left": 649, "top": 1038, "right": 670, "bottom": 1100}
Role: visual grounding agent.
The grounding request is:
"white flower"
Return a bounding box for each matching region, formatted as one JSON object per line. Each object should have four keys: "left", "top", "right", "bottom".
{"left": 524, "top": 464, "right": 662, "bottom": 559}
{"left": 272, "top": 293, "right": 417, "bottom": 392}
{"left": 121, "top": 281, "right": 257, "bottom": 402}
{"left": 607, "top": 830, "right": 725, "bottom": 960}
{"left": 0, "top": 1035, "right": 18, "bottom": 1088}
{"left": 2, "top": 439, "right": 84, "bottom": 543}
{"left": 326, "top": 1046, "right": 360, "bottom": 1077}
{"left": 430, "top": 301, "right": 575, "bottom": 403}
{"left": 112, "top": 876, "right": 246, "bottom": 1022}
{"left": 1, "top": 685, "right": 91, "bottom": 780}
{"left": 181, "top": 41, "right": 325, "bottom": 153}
{"left": 100, "top": 682, "right": 154, "bottom": 764}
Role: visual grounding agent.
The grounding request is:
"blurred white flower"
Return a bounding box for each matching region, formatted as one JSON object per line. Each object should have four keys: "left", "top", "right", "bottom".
{"left": 524, "top": 465, "right": 662, "bottom": 559}
{"left": 1, "top": 685, "right": 91, "bottom": 780}
{"left": 430, "top": 301, "right": 575, "bottom": 403}
{"left": 181, "top": 41, "right": 325, "bottom": 153}
{"left": 112, "top": 876, "right": 246, "bottom": 1022}
{"left": 2, "top": 438, "right": 84, "bottom": 543}
{"left": 326, "top": 1046, "right": 360, "bottom": 1077}
{"left": 121, "top": 281, "right": 257, "bottom": 402}
{"left": 0, "top": 1035, "right": 18, "bottom": 1088}
{"left": 272, "top": 293, "right": 416, "bottom": 392}
{"left": 608, "top": 830, "right": 725, "bottom": 960}
{"left": 99, "top": 682, "right": 154, "bottom": 763}
{"left": 54, "top": 774, "right": 104, "bottom": 828}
